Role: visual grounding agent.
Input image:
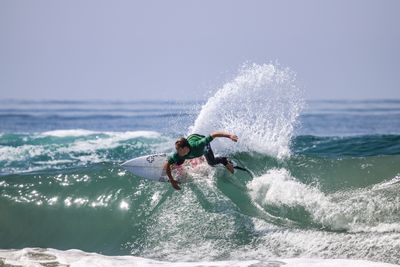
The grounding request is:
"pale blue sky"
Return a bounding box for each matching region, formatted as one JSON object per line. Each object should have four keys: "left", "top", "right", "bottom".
{"left": 1, "top": 0, "right": 399, "bottom": 100}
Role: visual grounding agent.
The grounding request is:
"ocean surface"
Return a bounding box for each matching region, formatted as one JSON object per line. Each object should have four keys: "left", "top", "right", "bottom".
{"left": 1, "top": 64, "right": 399, "bottom": 266}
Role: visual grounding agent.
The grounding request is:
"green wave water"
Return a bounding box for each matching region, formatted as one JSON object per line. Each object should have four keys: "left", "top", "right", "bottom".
{"left": 0, "top": 131, "right": 399, "bottom": 264}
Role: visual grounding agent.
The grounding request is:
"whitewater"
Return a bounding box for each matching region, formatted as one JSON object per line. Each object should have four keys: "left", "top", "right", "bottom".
{"left": 1, "top": 63, "right": 400, "bottom": 266}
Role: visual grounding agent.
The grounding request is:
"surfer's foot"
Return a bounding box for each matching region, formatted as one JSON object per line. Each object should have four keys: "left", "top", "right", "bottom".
{"left": 225, "top": 161, "right": 234, "bottom": 174}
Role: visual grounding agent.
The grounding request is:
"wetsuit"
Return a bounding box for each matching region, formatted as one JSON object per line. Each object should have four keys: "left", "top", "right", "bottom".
{"left": 167, "top": 134, "right": 228, "bottom": 166}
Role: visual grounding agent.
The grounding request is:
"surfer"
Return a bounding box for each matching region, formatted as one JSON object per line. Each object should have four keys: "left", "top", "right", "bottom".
{"left": 164, "top": 131, "right": 238, "bottom": 190}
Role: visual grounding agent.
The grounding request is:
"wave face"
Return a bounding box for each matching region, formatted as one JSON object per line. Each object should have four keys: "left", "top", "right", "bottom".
{"left": 1, "top": 64, "right": 400, "bottom": 265}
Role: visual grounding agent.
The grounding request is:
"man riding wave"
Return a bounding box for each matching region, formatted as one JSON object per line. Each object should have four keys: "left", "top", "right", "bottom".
{"left": 164, "top": 131, "right": 238, "bottom": 190}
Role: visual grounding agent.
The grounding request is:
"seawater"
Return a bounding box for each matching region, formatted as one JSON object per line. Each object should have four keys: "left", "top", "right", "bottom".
{"left": 0, "top": 64, "right": 400, "bottom": 266}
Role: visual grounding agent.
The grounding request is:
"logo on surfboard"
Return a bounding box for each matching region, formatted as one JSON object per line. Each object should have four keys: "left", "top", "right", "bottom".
{"left": 146, "top": 154, "right": 166, "bottom": 163}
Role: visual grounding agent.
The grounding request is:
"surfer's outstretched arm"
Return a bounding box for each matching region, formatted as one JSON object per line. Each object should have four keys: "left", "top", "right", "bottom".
{"left": 210, "top": 131, "right": 238, "bottom": 142}
{"left": 163, "top": 161, "right": 181, "bottom": 190}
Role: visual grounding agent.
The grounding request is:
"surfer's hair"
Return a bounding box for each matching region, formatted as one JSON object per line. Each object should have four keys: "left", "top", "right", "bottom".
{"left": 175, "top": 137, "right": 189, "bottom": 148}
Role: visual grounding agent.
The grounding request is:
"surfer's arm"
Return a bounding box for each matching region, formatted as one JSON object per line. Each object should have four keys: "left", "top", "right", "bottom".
{"left": 210, "top": 131, "right": 238, "bottom": 142}
{"left": 163, "top": 161, "right": 181, "bottom": 190}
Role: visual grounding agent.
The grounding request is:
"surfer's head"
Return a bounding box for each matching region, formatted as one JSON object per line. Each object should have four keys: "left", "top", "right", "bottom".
{"left": 175, "top": 137, "right": 190, "bottom": 156}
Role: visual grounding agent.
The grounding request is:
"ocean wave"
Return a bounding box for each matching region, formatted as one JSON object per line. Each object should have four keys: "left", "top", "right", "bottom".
{"left": 1, "top": 154, "right": 400, "bottom": 263}
{"left": 1, "top": 93, "right": 400, "bottom": 264}
{"left": 0, "top": 130, "right": 168, "bottom": 174}
{"left": 248, "top": 168, "right": 400, "bottom": 233}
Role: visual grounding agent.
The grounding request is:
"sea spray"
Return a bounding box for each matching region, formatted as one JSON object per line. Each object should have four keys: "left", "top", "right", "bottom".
{"left": 190, "top": 63, "right": 304, "bottom": 159}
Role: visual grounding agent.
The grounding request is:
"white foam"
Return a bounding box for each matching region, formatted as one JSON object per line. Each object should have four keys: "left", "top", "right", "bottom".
{"left": 247, "top": 169, "right": 400, "bottom": 233}
{"left": 351, "top": 223, "right": 400, "bottom": 233}
{"left": 34, "top": 159, "right": 75, "bottom": 165}
{"left": 247, "top": 168, "right": 350, "bottom": 230}
{"left": 0, "top": 130, "right": 165, "bottom": 173}
{"left": 56, "top": 131, "right": 162, "bottom": 160}
{"left": 104, "top": 130, "right": 161, "bottom": 140}
{"left": 0, "top": 248, "right": 398, "bottom": 267}
{"left": 372, "top": 175, "right": 400, "bottom": 190}
{"left": 0, "top": 145, "right": 46, "bottom": 161}
{"left": 41, "top": 129, "right": 161, "bottom": 139}
{"left": 41, "top": 129, "right": 98, "bottom": 137}
{"left": 191, "top": 63, "right": 304, "bottom": 159}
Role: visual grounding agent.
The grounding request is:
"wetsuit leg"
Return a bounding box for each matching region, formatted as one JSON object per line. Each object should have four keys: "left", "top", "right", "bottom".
{"left": 204, "top": 144, "right": 228, "bottom": 166}
{"left": 175, "top": 158, "right": 185, "bottom": 166}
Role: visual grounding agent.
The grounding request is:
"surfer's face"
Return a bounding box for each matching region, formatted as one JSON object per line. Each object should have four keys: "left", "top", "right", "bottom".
{"left": 176, "top": 145, "right": 190, "bottom": 157}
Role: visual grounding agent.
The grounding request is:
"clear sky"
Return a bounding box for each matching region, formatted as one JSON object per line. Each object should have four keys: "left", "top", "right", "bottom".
{"left": 1, "top": 0, "right": 399, "bottom": 101}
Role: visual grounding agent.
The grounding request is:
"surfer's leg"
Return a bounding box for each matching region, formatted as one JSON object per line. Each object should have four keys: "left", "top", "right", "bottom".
{"left": 204, "top": 144, "right": 225, "bottom": 165}
{"left": 204, "top": 144, "right": 234, "bottom": 173}
{"left": 175, "top": 158, "right": 185, "bottom": 166}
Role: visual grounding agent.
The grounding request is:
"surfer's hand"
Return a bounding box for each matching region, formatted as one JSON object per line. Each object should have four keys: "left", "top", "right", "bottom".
{"left": 230, "top": 134, "right": 238, "bottom": 142}
{"left": 170, "top": 179, "right": 181, "bottom": 190}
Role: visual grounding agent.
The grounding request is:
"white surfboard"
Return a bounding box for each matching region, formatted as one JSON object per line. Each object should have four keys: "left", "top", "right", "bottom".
{"left": 121, "top": 153, "right": 169, "bottom": 182}
{"left": 121, "top": 153, "right": 198, "bottom": 182}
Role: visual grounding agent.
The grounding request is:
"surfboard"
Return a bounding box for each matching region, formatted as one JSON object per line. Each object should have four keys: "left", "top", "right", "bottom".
{"left": 121, "top": 153, "right": 252, "bottom": 182}
{"left": 121, "top": 153, "right": 195, "bottom": 182}
{"left": 121, "top": 153, "right": 168, "bottom": 182}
